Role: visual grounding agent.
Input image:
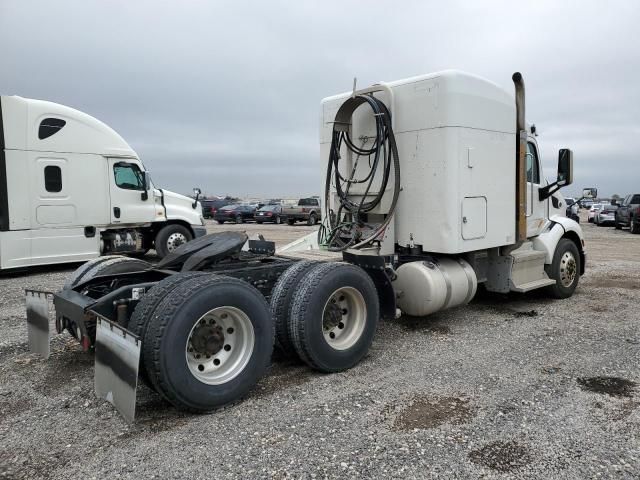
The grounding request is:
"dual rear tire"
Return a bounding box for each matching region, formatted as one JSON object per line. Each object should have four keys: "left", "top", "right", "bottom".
{"left": 270, "top": 262, "right": 379, "bottom": 372}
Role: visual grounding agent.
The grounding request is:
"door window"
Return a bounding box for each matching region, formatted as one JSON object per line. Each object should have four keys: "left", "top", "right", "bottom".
{"left": 114, "top": 163, "right": 145, "bottom": 191}
{"left": 526, "top": 142, "right": 540, "bottom": 184}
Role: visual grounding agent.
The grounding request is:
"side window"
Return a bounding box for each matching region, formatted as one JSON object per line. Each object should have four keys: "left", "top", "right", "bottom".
{"left": 526, "top": 142, "right": 540, "bottom": 184}
{"left": 44, "top": 165, "right": 62, "bottom": 192}
{"left": 632, "top": 195, "right": 640, "bottom": 204}
{"left": 113, "top": 163, "right": 145, "bottom": 191}
{"left": 39, "top": 118, "right": 66, "bottom": 140}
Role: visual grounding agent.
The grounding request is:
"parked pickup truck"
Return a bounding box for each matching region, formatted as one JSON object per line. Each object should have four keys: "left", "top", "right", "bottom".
{"left": 282, "top": 197, "right": 321, "bottom": 225}
{"left": 615, "top": 193, "right": 640, "bottom": 233}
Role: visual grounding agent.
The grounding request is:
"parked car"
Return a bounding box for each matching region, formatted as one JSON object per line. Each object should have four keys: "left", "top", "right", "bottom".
{"left": 587, "top": 204, "right": 602, "bottom": 223}
{"left": 595, "top": 204, "right": 618, "bottom": 226}
{"left": 214, "top": 204, "right": 256, "bottom": 224}
{"left": 282, "top": 197, "right": 321, "bottom": 225}
{"left": 565, "top": 197, "right": 579, "bottom": 222}
{"left": 201, "top": 198, "right": 234, "bottom": 219}
{"left": 614, "top": 193, "right": 640, "bottom": 233}
{"left": 254, "top": 205, "right": 286, "bottom": 224}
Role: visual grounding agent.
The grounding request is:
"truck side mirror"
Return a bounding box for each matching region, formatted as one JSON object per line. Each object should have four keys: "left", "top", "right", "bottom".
{"left": 192, "top": 187, "right": 202, "bottom": 209}
{"left": 557, "top": 149, "right": 573, "bottom": 186}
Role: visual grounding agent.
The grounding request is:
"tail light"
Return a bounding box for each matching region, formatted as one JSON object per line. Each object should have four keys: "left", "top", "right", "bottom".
{"left": 267, "top": 212, "right": 273, "bottom": 216}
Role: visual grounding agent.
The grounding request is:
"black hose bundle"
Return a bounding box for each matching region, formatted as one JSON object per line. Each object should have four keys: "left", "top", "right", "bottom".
{"left": 318, "top": 94, "right": 400, "bottom": 251}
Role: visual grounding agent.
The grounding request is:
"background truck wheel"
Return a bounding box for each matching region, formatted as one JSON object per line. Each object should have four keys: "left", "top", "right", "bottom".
{"left": 631, "top": 216, "right": 640, "bottom": 234}
{"left": 307, "top": 213, "right": 317, "bottom": 226}
{"left": 128, "top": 272, "right": 209, "bottom": 389}
{"left": 142, "top": 275, "right": 274, "bottom": 412}
{"left": 287, "top": 218, "right": 295, "bottom": 226}
{"left": 269, "top": 260, "right": 318, "bottom": 357}
{"left": 545, "top": 238, "right": 581, "bottom": 299}
{"left": 615, "top": 217, "right": 622, "bottom": 229}
{"left": 155, "top": 224, "right": 193, "bottom": 258}
{"left": 288, "top": 262, "right": 379, "bottom": 373}
{"left": 275, "top": 216, "right": 281, "bottom": 224}
{"left": 63, "top": 255, "right": 122, "bottom": 290}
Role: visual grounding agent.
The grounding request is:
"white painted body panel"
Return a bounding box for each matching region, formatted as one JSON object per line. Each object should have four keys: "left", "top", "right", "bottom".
{"left": 320, "top": 70, "right": 517, "bottom": 254}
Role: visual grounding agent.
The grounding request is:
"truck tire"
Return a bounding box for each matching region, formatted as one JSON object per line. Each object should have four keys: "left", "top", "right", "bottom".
{"left": 287, "top": 218, "right": 295, "bottom": 226}
{"left": 217, "top": 220, "right": 225, "bottom": 224}
{"left": 545, "top": 238, "right": 581, "bottom": 299}
{"left": 275, "top": 215, "right": 282, "bottom": 225}
{"left": 155, "top": 224, "right": 193, "bottom": 258}
{"left": 631, "top": 216, "right": 640, "bottom": 234}
{"left": 142, "top": 275, "right": 274, "bottom": 412}
{"left": 128, "top": 271, "right": 208, "bottom": 389}
{"left": 269, "top": 261, "right": 318, "bottom": 357}
{"left": 307, "top": 213, "right": 318, "bottom": 226}
{"left": 288, "top": 262, "right": 379, "bottom": 373}
{"left": 63, "top": 255, "right": 122, "bottom": 290}
{"left": 615, "top": 216, "right": 622, "bottom": 229}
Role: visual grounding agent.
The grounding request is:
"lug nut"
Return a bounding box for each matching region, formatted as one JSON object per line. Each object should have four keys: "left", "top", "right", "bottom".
{"left": 224, "top": 344, "right": 231, "bottom": 351}
{"left": 338, "top": 322, "right": 345, "bottom": 329}
{"left": 213, "top": 359, "right": 221, "bottom": 366}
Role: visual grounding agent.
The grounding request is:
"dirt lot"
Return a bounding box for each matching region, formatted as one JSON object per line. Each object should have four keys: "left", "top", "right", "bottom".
{"left": 0, "top": 216, "right": 638, "bottom": 479}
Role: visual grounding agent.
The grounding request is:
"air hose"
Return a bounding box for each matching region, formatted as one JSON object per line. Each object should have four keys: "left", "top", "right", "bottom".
{"left": 318, "top": 94, "right": 400, "bottom": 251}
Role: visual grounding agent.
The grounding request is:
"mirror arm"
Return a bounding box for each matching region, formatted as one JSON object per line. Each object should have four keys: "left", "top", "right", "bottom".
{"left": 192, "top": 192, "right": 200, "bottom": 209}
{"left": 539, "top": 181, "right": 562, "bottom": 201}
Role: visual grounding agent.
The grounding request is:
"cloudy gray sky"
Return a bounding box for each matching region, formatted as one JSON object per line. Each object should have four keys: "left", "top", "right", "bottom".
{"left": 1, "top": 0, "right": 638, "bottom": 199}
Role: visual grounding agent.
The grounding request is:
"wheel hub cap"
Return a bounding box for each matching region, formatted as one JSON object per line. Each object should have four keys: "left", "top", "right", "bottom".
{"left": 560, "top": 251, "right": 577, "bottom": 287}
{"left": 185, "top": 306, "right": 255, "bottom": 385}
{"left": 167, "top": 232, "right": 187, "bottom": 252}
{"left": 322, "top": 287, "right": 366, "bottom": 351}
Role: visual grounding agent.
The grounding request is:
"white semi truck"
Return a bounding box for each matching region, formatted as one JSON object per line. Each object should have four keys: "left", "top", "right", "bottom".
{"left": 25, "top": 71, "right": 590, "bottom": 421}
{"left": 0, "top": 96, "right": 206, "bottom": 270}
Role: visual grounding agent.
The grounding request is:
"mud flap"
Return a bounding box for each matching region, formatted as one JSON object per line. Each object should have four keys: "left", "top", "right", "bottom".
{"left": 94, "top": 315, "right": 141, "bottom": 423}
{"left": 25, "top": 290, "right": 53, "bottom": 358}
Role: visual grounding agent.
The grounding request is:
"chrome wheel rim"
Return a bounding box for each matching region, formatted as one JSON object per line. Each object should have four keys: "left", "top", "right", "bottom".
{"left": 322, "top": 287, "right": 366, "bottom": 350}
{"left": 559, "top": 251, "right": 577, "bottom": 287}
{"left": 166, "top": 232, "right": 188, "bottom": 252}
{"left": 185, "top": 306, "right": 254, "bottom": 385}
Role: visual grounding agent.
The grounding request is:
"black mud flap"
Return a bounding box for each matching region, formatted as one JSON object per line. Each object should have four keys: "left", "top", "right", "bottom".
{"left": 25, "top": 290, "right": 54, "bottom": 358}
{"left": 94, "top": 314, "right": 141, "bottom": 423}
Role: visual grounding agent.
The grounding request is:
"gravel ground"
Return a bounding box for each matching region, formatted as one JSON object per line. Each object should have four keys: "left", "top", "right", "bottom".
{"left": 0, "top": 216, "right": 638, "bottom": 479}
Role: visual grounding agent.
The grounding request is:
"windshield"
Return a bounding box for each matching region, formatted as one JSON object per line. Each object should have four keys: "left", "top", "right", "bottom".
{"left": 220, "top": 204, "right": 239, "bottom": 211}
{"left": 259, "top": 205, "right": 279, "bottom": 211}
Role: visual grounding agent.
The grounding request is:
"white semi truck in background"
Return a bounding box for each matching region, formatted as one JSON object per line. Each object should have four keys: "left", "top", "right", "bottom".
{"left": 0, "top": 96, "right": 205, "bottom": 270}
{"left": 25, "top": 70, "right": 590, "bottom": 422}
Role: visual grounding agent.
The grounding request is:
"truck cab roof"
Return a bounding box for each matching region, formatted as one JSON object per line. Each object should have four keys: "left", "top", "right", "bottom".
{"left": 0, "top": 95, "right": 137, "bottom": 158}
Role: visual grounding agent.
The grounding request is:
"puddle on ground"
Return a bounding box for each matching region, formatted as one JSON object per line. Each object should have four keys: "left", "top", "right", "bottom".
{"left": 390, "top": 395, "right": 473, "bottom": 430}
{"left": 468, "top": 440, "right": 532, "bottom": 472}
{"left": 577, "top": 376, "right": 637, "bottom": 398}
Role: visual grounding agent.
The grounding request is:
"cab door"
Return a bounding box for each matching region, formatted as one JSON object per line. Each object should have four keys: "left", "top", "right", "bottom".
{"left": 525, "top": 140, "right": 547, "bottom": 237}
{"left": 108, "top": 159, "right": 155, "bottom": 225}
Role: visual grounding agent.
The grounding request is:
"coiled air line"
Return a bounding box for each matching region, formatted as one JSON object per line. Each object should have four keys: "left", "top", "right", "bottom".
{"left": 318, "top": 94, "right": 401, "bottom": 251}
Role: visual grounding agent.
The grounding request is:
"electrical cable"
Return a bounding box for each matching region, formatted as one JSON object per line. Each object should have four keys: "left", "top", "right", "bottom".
{"left": 318, "top": 94, "right": 400, "bottom": 252}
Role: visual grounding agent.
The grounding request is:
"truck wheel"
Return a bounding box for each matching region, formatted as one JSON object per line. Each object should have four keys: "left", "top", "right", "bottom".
{"left": 287, "top": 218, "right": 295, "bottom": 226}
{"left": 143, "top": 275, "right": 274, "bottom": 411}
{"left": 63, "top": 255, "right": 123, "bottom": 290}
{"left": 288, "top": 263, "right": 379, "bottom": 372}
{"left": 269, "top": 261, "right": 318, "bottom": 357}
{"left": 155, "top": 224, "right": 193, "bottom": 258}
{"left": 545, "top": 238, "right": 581, "bottom": 299}
{"left": 631, "top": 216, "right": 640, "bottom": 234}
{"left": 128, "top": 271, "right": 208, "bottom": 389}
{"left": 217, "top": 220, "right": 225, "bottom": 224}
{"left": 307, "top": 213, "right": 318, "bottom": 226}
{"left": 275, "top": 216, "right": 281, "bottom": 225}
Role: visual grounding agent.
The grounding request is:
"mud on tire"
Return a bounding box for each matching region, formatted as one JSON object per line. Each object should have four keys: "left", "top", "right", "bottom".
{"left": 142, "top": 275, "right": 274, "bottom": 411}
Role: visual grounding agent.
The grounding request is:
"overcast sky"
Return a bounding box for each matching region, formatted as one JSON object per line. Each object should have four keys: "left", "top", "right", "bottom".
{"left": 1, "top": 1, "right": 638, "bottom": 199}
